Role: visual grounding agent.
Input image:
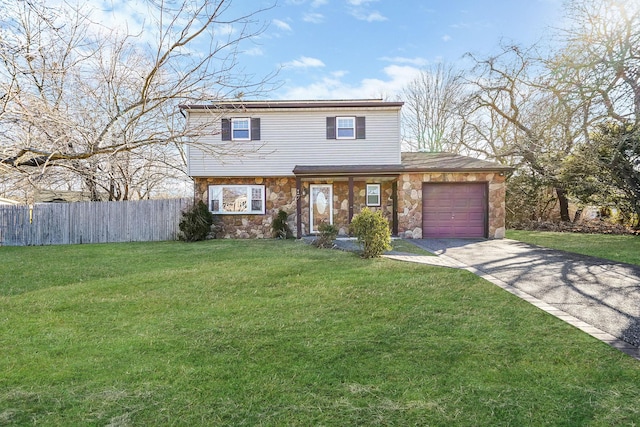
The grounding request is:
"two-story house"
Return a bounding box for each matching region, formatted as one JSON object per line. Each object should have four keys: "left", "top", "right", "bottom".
{"left": 180, "top": 99, "right": 510, "bottom": 239}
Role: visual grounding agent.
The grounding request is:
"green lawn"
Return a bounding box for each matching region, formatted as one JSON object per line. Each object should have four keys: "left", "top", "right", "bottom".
{"left": 390, "top": 238, "right": 433, "bottom": 255}
{"left": 1, "top": 240, "right": 639, "bottom": 426}
{"left": 507, "top": 229, "right": 640, "bottom": 265}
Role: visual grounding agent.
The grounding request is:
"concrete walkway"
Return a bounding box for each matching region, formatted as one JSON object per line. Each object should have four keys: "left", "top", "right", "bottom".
{"left": 386, "top": 238, "right": 640, "bottom": 361}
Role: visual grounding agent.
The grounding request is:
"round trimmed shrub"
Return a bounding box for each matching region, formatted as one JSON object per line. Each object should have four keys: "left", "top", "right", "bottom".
{"left": 349, "top": 207, "right": 391, "bottom": 258}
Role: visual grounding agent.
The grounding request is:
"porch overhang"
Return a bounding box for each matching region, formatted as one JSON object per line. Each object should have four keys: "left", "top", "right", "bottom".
{"left": 292, "top": 164, "right": 402, "bottom": 239}
{"left": 292, "top": 164, "right": 403, "bottom": 177}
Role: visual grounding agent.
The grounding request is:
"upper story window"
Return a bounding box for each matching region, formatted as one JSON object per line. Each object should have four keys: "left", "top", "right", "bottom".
{"left": 232, "top": 118, "right": 250, "bottom": 140}
{"left": 221, "top": 118, "right": 261, "bottom": 141}
{"left": 326, "top": 116, "right": 366, "bottom": 140}
{"left": 336, "top": 117, "right": 355, "bottom": 139}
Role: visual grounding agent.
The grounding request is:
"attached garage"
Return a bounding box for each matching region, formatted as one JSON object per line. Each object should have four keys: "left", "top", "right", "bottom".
{"left": 398, "top": 152, "right": 512, "bottom": 240}
{"left": 422, "top": 183, "right": 488, "bottom": 238}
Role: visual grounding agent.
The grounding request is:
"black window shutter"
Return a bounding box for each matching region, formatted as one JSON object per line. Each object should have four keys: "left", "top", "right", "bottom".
{"left": 221, "top": 118, "right": 231, "bottom": 141}
{"left": 356, "top": 116, "right": 366, "bottom": 139}
{"left": 251, "top": 118, "right": 261, "bottom": 140}
{"left": 326, "top": 117, "right": 336, "bottom": 139}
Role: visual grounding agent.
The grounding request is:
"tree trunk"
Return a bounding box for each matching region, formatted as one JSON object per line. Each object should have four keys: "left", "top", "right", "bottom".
{"left": 555, "top": 187, "right": 571, "bottom": 222}
{"left": 573, "top": 208, "right": 583, "bottom": 223}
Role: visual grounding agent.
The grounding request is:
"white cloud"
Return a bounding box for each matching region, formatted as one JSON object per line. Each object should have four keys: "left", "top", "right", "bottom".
{"left": 351, "top": 10, "right": 387, "bottom": 22}
{"left": 303, "top": 12, "right": 325, "bottom": 23}
{"left": 347, "top": 0, "right": 386, "bottom": 22}
{"left": 283, "top": 56, "right": 326, "bottom": 68}
{"left": 450, "top": 20, "right": 492, "bottom": 30}
{"left": 243, "top": 47, "right": 264, "bottom": 56}
{"left": 379, "top": 56, "right": 429, "bottom": 67}
{"left": 450, "top": 22, "right": 470, "bottom": 29}
{"left": 442, "top": 34, "right": 452, "bottom": 42}
{"left": 286, "top": 0, "right": 327, "bottom": 6}
{"left": 279, "top": 65, "right": 420, "bottom": 99}
{"left": 273, "top": 19, "right": 293, "bottom": 31}
{"left": 347, "top": 0, "right": 378, "bottom": 5}
{"left": 215, "top": 24, "right": 236, "bottom": 37}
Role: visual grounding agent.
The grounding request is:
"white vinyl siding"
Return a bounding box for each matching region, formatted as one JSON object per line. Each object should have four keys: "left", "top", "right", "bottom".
{"left": 187, "top": 108, "right": 402, "bottom": 177}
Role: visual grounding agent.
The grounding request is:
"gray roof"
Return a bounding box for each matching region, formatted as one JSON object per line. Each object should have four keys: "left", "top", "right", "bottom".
{"left": 401, "top": 152, "right": 512, "bottom": 172}
{"left": 180, "top": 99, "right": 404, "bottom": 110}
{"left": 293, "top": 152, "right": 511, "bottom": 176}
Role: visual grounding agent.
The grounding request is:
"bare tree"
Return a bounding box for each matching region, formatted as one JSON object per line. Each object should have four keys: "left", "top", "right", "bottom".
{"left": 463, "top": 43, "right": 595, "bottom": 222}
{"left": 0, "top": 0, "right": 276, "bottom": 201}
{"left": 420, "top": 0, "right": 640, "bottom": 224}
{"left": 550, "top": 0, "right": 640, "bottom": 128}
{"left": 454, "top": 101, "right": 518, "bottom": 165}
{"left": 401, "top": 63, "right": 467, "bottom": 152}
{"left": 549, "top": 0, "right": 640, "bottom": 223}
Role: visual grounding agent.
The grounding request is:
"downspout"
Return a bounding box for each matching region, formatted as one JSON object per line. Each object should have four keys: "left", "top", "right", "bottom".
{"left": 296, "top": 177, "right": 302, "bottom": 238}
{"left": 348, "top": 177, "right": 354, "bottom": 225}
{"left": 392, "top": 180, "right": 398, "bottom": 236}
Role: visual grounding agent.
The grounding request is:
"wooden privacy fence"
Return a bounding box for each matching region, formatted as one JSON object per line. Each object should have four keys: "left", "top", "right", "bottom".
{"left": 0, "top": 198, "right": 192, "bottom": 246}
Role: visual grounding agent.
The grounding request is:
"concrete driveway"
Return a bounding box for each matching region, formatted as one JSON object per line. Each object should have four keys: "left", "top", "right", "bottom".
{"left": 408, "top": 238, "right": 640, "bottom": 359}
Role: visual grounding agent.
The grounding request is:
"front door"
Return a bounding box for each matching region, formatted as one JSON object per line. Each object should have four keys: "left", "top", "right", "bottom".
{"left": 310, "top": 184, "right": 333, "bottom": 233}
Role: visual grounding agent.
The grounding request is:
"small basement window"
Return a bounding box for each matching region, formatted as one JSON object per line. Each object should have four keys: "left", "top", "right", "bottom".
{"left": 366, "top": 184, "right": 381, "bottom": 206}
{"left": 209, "top": 185, "right": 265, "bottom": 214}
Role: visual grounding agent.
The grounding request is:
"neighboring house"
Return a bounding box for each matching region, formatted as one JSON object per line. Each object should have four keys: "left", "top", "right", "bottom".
{"left": 34, "top": 190, "right": 95, "bottom": 203}
{"left": 180, "top": 99, "right": 511, "bottom": 239}
{"left": 0, "top": 197, "right": 21, "bottom": 205}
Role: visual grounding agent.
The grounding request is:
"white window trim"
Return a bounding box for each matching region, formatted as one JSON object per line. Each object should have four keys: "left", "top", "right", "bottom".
{"left": 209, "top": 185, "right": 265, "bottom": 215}
{"left": 336, "top": 116, "right": 356, "bottom": 140}
{"left": 231, "top": 117, "right": 251, "bottom": 141}
{"left": 366, "top": 184, "right": 381, "bottom": 207}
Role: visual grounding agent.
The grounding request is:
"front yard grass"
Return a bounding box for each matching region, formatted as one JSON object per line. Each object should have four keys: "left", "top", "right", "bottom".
{"left": 1, "top": 240, "right": 639, "bottom": 425}
{"left": 507, "top": 229, "right": 640, "bottom": 266}
{"left": 390, "top": 238, "right": 433, "bottom": 255}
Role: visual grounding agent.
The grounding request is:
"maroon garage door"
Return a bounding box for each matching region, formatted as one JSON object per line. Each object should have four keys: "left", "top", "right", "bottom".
{"left": 422, "top": 183, "right": 487, "bottom": 238}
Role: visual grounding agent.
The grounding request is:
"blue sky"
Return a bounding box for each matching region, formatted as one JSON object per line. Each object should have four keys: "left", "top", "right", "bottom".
{"left": 92, "top": 0, "right": 565, "bottom": 100}
{"left": 233, "top": 0, "right": 565, "bottom": 99}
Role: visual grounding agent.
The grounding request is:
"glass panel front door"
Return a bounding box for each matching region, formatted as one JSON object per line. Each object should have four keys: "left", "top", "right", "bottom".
{"left": 310, "top": 184, "right": 333, "bottom": 233}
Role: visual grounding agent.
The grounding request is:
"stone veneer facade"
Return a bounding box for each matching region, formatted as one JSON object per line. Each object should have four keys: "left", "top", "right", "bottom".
{"left": 194, "top": 172, "right": 506, "bottom": 239}
{"left": 195, "top": 177, "right": 297, "bottom": 239}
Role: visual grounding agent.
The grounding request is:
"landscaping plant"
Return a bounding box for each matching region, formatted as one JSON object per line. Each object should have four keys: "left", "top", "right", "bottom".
{"left": 178, "top": 200, "right": 214, "bottom": 241}
{"left": 271, "top": 209, "right": 293, "bottom": 239}
{"left": 350, "top": 207, "right": 392, "bottom": 258}
{"left": 314, "top": 221, "right": 339, "bottom": 248}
